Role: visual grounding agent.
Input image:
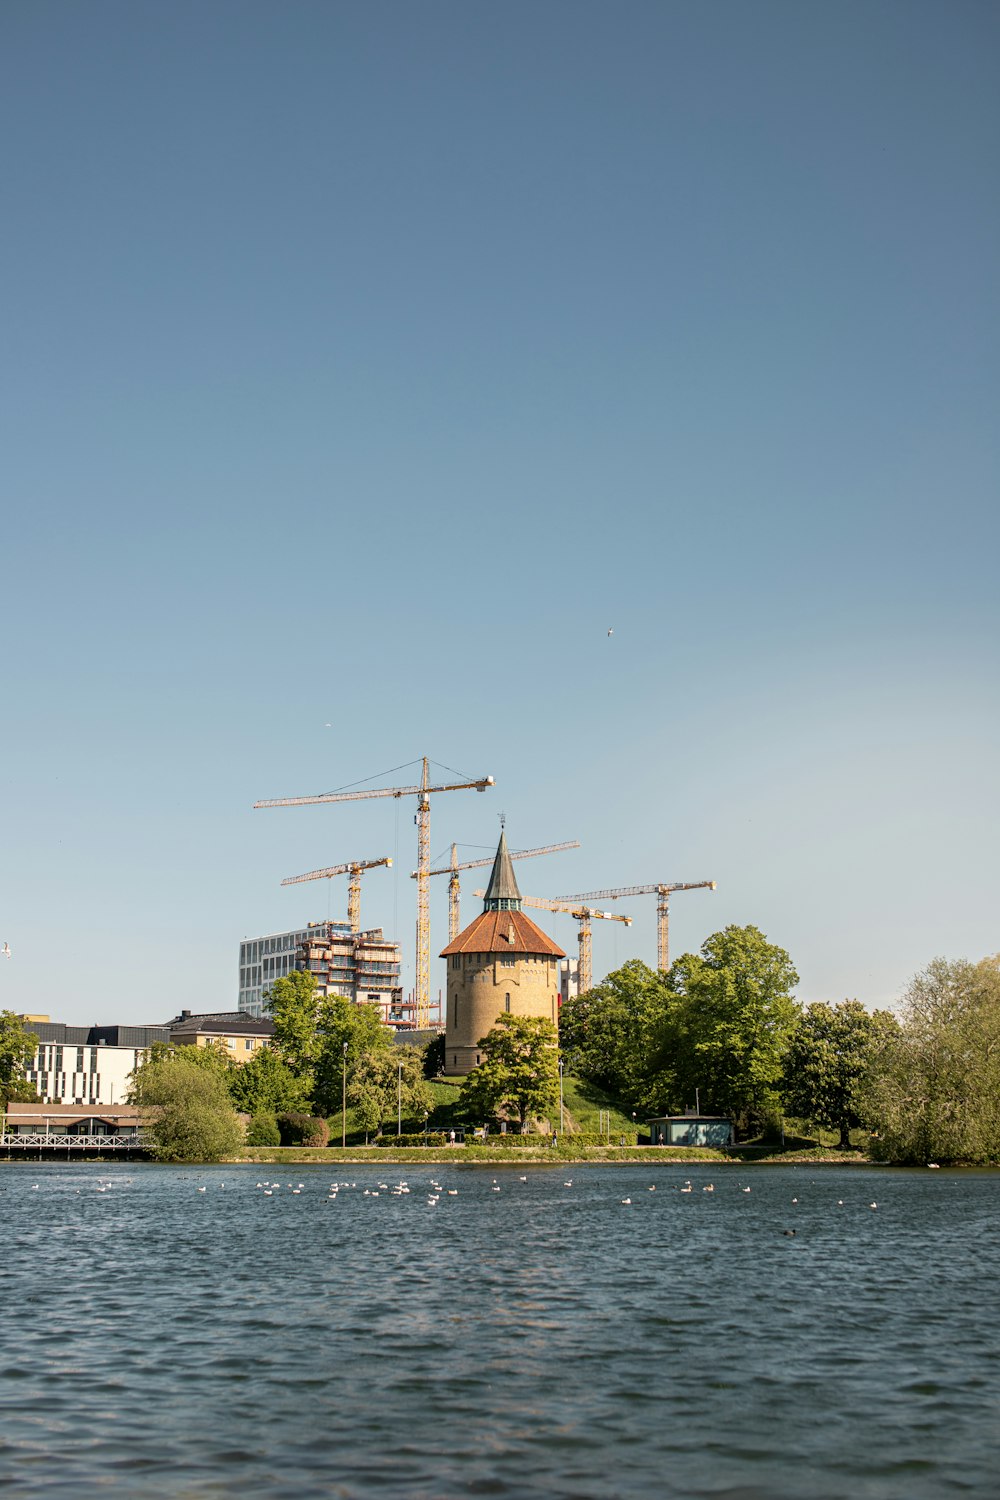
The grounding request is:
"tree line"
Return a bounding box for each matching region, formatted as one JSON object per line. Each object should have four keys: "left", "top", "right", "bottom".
{"left": 560, "top": 926, "right": 1000, "bottom": 1162}
{"left": 4, "top": 928, "right": 998, "bottom": 1164}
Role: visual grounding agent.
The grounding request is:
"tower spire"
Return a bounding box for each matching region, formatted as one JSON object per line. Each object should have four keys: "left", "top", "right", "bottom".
{"left": 482, "top": 830, "right": 522, "bottom": 912}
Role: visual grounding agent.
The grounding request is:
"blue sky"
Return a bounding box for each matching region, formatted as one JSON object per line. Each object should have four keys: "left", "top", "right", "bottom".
{"left": 1, "top": 1, "right": 997, "bottom": 1024}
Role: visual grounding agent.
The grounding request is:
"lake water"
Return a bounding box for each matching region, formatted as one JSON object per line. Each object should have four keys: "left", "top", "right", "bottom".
{"left": 1, "top": 1160, "right": 997, "bottom": 1498}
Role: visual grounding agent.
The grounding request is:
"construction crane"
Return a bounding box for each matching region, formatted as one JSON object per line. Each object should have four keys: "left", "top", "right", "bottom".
{"left": 557, "top": 881, "right": 716, "bottom": 971}
{"left": 255, "top": 757, "right": 494, "bottom": 1027}
{"left": 414, "top": 841, "right": 581, "bottom": 942}
{"left": 280, "top": 856, "right": 393, "bottom": 935}
{"left": 473, "top": 891, "right": 632, "bottom": 995}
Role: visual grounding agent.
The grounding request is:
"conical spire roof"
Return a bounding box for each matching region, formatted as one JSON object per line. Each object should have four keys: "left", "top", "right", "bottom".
{"left": 482, "top": 830, "right": 522, "bottom": 912}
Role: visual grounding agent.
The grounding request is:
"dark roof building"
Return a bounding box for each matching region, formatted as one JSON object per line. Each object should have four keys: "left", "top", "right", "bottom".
{"left": 165, "top": 1010, "right": 275, "bottom": 1053}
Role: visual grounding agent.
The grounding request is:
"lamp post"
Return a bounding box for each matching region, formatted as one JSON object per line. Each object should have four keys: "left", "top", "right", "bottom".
{"left": 423, "top": 1111, "right": 429, "bottom": 1148}
{"left": 397, "top": 1059, "right": 403, "bottom": 1137}
{"left": 341, "top": 1042, "right": 349, "bottom": 1149}
{"left": 558, "top": 1056, "right": 564, "bottom": 1134}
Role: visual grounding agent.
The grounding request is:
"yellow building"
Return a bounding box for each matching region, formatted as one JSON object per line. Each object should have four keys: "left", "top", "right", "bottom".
{"left": 440, "top": 832, "right": 564, "bottom": 1075}
{"left": 167, "top": 1010, "right": 275, "bottom": 1061}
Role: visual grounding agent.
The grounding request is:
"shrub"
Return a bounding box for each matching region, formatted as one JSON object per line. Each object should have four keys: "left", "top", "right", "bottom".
{"left": 466, "top": 1130, "right": 640, "bottom": 1148}
{"left": 129, "top": 1052, "right": 243, "bottom": 1162}
{"left": 277, "top": 1112, "right": 329, "bottom": 1147}
{"left": 245, "top": 1112, "right": 281, "bottom": 1146}
{"left": 375, "top": 1132, "right": 447, "bottom": 1148}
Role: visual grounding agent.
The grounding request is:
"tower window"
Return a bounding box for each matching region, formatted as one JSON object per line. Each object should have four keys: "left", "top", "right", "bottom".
{"left": 505, "top": 994, "right": 511, "bottom": 1013}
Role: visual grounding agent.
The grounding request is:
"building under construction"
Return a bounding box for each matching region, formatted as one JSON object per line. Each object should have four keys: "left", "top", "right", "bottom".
{"left": 237, "top": 922, "right": 409, "bottom": 1028}
{"left": 301, "top": 923, "right": 412, "bottom": 1029}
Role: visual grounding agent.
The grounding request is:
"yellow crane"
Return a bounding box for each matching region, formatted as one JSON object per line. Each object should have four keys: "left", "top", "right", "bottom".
{"left": 557, "top": 881, "right": 716, "bottom": 971}
{"left": 473, "top": 891, "right": 632, "bottom": 995}
{"left": 280, "top": 856, "right": 393, "bottom": 935}
{"left": 415, "top": 840, "right": 581, "bottom": 942}
{"left": 255, "top": 757, "right": 494, "bottom": 1027}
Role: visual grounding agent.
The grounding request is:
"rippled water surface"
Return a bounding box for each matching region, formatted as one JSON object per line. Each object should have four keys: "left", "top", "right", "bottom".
{"left": 1, "top": 1160, "right": 998, "bottom": 1497}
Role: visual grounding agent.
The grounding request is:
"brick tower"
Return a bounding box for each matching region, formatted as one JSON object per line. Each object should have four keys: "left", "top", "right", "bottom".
{"left": 440, "top": 831, "right": 565, "bottom": 1075}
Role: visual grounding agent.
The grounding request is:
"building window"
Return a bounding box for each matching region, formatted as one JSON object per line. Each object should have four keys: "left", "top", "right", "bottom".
{"left": 505, "top": 994, "right": 511, "bottom": 1013}
{"left": 500, "top": 957, "right": 515, "bottom": 968}
{"left": 452, "top": 955, "right": 461, "bottom": 969}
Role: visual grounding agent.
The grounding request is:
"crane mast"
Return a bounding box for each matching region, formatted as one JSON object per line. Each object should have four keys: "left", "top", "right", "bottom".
{"left": 558, "top": 880, "right": 716, "bottom": 970}
{"left": 257, "top": 757, "right": 494, "bottom": 1027}
{"left": 416, "top": 839, "right": 581, "bottom": 941}
{"left": 280, "top": 856, "right": 393, "bottom": 935}
{"left": 474, "top": 890, "right": 632, "bottom": 994}
{"left": 415, "top": 761, "right": 431, "bottom": 1028}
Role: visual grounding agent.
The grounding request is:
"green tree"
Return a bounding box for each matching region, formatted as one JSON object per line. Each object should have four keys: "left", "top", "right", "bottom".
{"left": 265, "top": 973, "right": 393, "bottom": 1115}
{"left": 660, "top": 925, "right": 800, "bottom": 1128}
{"left": 461, "top": 1015, "right": 559, "bottom": 1130}
{"left": 228, "top": 1046, "right": 307, "bottom": 1116}
{"left": 858, "top": 957, "right": 1000, "bottom": 1165}
{"left": 783, "top": 1000, "right": 900, "bottom": 1146}
{"left": 312, "top": 996, "right": 392, "bottom": 1116}
{"left": 265, "top": 969, "right": 323, "bottom": 1079}
{"left": 347, "top": 1047, "right": 432, "bottom": 1140}
{"left": 0, "top": 1015, "right": 38, "bottom": 1103}
{"left": 0, "top": 1011, "right": 38, "bottom": 1105}
{"left": 559, "top": 959, "right": 674, "bottom": 1113}
{"left": 175, "top": 1038, "right": 237, "bottom": 1079}
{"left": 128, "top": 1051, "right": 244, "bottom": 1162}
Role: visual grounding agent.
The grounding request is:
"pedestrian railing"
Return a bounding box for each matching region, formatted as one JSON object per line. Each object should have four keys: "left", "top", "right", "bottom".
{"left": 1, "top": 1132, "right": 152, "bottom": 1150}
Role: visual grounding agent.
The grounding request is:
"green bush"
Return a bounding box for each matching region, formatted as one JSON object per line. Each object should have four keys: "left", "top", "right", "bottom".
{"left": 562, "top": 1130, "right": 639, "bottom": 1147}
{"left": 466, "top": 1130, "right": 640, "bottom": 1148}
{"left": 375, "top": 1131, "right": 447, "bottom": 1148}
{"left": 277, "top": 1112, "right": 330, "bottom": 1147}
{"left": 245, "top": 1112, "right": 281, "bottom": 1146}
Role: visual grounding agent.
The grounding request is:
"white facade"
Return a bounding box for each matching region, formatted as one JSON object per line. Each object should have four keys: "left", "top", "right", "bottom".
{"left": 27, "top": 1039, "right": 146, "bottom": 1108}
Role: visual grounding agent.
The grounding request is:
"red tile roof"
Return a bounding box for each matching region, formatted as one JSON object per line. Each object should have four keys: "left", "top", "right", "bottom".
{"left": 4, "top": 1103, "right": 144, "bottom": 1125}
{"left": 440, "top": 908, "right": 565, "bottom": 958}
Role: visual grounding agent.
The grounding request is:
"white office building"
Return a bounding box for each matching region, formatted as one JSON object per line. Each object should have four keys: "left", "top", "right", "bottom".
{"left": 238, "top": 921, "right": 352, "bottom": 1018}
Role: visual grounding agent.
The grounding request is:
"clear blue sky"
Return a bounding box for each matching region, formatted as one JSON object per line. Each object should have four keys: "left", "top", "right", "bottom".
{"left": 2, "top": 1, "right": 997, "bottom": 1025}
